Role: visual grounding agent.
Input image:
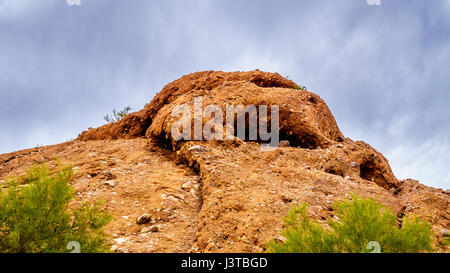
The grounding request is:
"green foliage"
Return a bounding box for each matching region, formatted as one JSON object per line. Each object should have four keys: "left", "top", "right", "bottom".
{"left": 293, "top": 85, "right": 307, "bottom": 91}
{"left": 441, "top": 233, "right": 450, "bottom": 250}
{"left": 266, "top": 195, "right": 435, "bottom": 253}
{"left": 104, "top": 105, "right": 132, "bottom": 123}
{"left": 0, "top": 165, "right": 112, "bottom": 253}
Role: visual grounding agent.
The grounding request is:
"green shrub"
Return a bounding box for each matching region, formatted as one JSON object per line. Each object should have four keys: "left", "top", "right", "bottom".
{"left": 266, "top": 195, "right": 435, "bottom": 253}
{"left": 104, "top": 105, "right": 132, "bottom": 123}
{"left": 441, "top": 233, "right": 450, "bottom": 251}
{"left": 293, "top": 85, "right": 307, "bottom": 91}
{"left": 0, "top": 165, "right": 112, "bottom": 253}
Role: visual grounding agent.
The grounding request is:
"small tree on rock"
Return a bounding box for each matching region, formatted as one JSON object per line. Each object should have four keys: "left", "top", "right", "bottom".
{"left": 104, "top": 106, "right": 132, "bottom": 123}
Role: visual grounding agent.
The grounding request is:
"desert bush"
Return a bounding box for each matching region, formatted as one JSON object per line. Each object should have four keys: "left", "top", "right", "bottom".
{"left": 0, "top": 165, "right": 112, "bottom": 253}
{"left": 293, "top": 85, "right": 307, "bottom": 91}
{"left": 266, "top": 195, "right": 435, "bottom": 253}
{"left": 441, "top": 233, "right": 450, "bottom": 251}
{"left": 104, "top": 106, "right": 132, "bottom": 123}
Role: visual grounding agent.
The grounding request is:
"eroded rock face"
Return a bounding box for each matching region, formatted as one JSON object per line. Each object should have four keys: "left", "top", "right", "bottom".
{"left": 78, "top": 70, "right": 344, "bottom": 149}
{"left": 1, "top": 70, "right": 447, "bottom": 253}
{"left": 77, "top": 70, "right": 397, "bottom": 190}
{"left": 79, "top": 70, "right": 297, "bottom": 140}
{"left": 176, "top": 140, "right": 404, "bottom": 252}
{"left": 148, "top": 80, "right": 344, "bottom": 150}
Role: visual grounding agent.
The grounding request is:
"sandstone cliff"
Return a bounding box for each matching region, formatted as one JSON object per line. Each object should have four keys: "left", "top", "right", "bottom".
{"left": 1, "top": 71, "right": 448, "bottom": 252}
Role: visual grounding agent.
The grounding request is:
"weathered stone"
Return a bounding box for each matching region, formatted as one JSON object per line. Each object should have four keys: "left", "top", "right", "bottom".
{"left": 136, "top": 213, "right": 152, "bottom": 225}
{"left": 104, "top": 180, "right": 116, "bottom": 187}
{"left": 141, "top": 225, "right": 159, "bottom": 233}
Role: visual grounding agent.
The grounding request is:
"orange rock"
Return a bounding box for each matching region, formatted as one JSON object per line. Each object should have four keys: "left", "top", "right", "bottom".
{"left": 1, "top": 70, "right": 448, "bottom": 253}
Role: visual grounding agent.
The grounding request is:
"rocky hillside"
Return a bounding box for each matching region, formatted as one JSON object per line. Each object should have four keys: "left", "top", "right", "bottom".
{"left": 1, "top": 70, "right": 448, "bottom": 252}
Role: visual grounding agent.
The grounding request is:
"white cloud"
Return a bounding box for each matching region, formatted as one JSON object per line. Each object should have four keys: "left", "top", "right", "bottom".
{"left": 0, "top": 0, "right": 54, "bottom": 20}
{"left": 386, "top": 137, "right": 450, "bottom": 190}
{"left": 443, "top": 1, "right": 450, "bottom": 13}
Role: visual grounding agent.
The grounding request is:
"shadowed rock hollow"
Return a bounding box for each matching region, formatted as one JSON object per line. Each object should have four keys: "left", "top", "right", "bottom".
{"left": 1, "top": 70, "right": 448, "bottom": 253}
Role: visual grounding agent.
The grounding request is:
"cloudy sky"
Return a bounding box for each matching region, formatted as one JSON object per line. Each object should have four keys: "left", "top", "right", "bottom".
{"left": 0, "top": 0, "right": 449, "bottom": 189}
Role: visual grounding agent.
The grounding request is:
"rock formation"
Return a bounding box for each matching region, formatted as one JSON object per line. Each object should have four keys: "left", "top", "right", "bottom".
{"left": 1, "top": 70, "right": 448, "bottom": 252}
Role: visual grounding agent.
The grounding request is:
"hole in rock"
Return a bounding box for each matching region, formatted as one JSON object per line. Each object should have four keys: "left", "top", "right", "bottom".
{"left": 360, "top": 158, "right": 384, "bottom": 183}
